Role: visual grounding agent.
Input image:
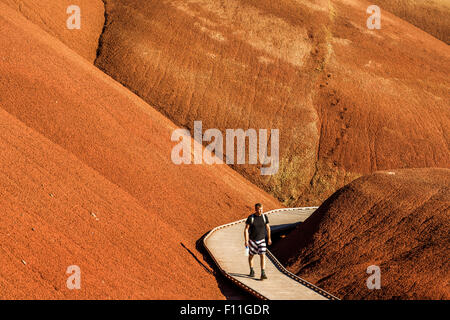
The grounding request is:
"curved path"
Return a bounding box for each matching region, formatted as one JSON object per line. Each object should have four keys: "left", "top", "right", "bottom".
{"left": 203, "top": 207, "right": 339, "bottom": 300}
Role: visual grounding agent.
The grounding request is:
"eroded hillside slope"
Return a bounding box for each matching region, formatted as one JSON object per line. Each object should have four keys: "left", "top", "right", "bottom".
{"left": 0, "top": 2, "right": 280, "bottom": 299}
{"left": 272, "top": 168, "right": 450, "bottom": 299}
{"left": 94, "top": 0, "right": 450, "bottom": 205}
{"left": 1, "top": 0, "right": 105, "bottom": 62}
{"left": 370, "top": 0, "right": 450, "bottom": 43}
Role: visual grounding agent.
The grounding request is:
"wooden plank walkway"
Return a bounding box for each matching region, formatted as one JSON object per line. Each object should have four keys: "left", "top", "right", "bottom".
{"left": 203, "top": 207, "right": 339, "bottom": 300}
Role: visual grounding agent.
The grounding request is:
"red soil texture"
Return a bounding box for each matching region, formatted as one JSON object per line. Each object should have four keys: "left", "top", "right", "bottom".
{"left": 370, "top": 0, "right": 450, "bottom": 43}
{"left": 0, "top": 2, "right": 281, "bottom": 299}
{"left": 272, "top": 168, "right": 450, "bottom": 300}
{"left": 1, "top": 0, "right": 105, "bottom": 62}
{"left": 93, "top": 0, "right": 450, "bottom": 206}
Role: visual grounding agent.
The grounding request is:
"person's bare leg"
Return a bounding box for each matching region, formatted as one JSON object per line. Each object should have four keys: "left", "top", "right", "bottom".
{"left": 248, "top": 254, "right": 254, "bottom": 268}
{"left": 248, "top": 255, "right": 255, "bottom": 277}
{"left": 260, "top": 254, "right": 267, "bottom": 279}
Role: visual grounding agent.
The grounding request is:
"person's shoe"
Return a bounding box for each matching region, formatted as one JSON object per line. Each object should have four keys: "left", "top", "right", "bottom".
{"left": 261, "top": 270, "right": 268, "bottom": 280}
{"left": 249, "top": 268, "right": 255, "bottom": 277}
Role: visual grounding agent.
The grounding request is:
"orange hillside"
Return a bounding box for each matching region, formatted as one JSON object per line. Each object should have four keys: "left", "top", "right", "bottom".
{"left": 93, "top": 0, "right": 450, "bottom": 205}
{"left": 272, "top": 168, "right": 450, "bottom": 300}
{"left": 1, "top": 0, "right": 105, "bottom": 62}
{"left": 0, "top": 2, "right": 280, "bottom": 299}
{"left": 370, "top": 0, "right": 450, "bottom": 43}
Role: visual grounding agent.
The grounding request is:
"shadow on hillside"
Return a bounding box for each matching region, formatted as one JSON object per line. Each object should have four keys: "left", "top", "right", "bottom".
{"left": 180, "top": 242, "right": 214, "bottom": 275}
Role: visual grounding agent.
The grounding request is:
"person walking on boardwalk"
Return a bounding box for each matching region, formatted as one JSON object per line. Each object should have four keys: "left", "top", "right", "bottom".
{"left": 244, "top": 203, "right": 272, "bottom": 280}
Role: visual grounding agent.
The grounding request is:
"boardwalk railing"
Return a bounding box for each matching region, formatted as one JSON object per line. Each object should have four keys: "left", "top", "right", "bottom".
{"left": 203, "top": 207, "right": 340, "bottom": 300}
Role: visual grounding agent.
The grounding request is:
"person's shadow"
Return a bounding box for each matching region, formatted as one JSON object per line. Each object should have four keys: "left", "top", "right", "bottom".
{"left": 228, "top": 273, "right": 262, "bottom": 281}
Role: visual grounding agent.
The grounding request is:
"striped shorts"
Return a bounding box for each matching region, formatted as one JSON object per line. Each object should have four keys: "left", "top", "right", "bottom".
{"left": 249, "top": 239, "right": 267, "bottom": 255}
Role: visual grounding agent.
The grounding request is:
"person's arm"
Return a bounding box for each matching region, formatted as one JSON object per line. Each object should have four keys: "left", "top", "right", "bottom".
{"left": 266, "top": 223, "right": 272, "bottom": 245}
{"left": 244, "top": 224, "right": 250, "bottom": 247}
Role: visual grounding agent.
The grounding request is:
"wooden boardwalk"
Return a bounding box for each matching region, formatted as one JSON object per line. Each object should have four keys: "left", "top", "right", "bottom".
{"left": 203, "top": 207, "right": 339, "bottom": 300}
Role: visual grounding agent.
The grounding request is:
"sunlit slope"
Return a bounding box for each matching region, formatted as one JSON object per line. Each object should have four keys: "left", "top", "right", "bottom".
{"left": 94, "top": 0, "right": 450, "bottom": 206}
{"left": 272, "top": 168, "right": 450, "bottom": 300}
{"left": 1, "top": 0, "right": 105, "bottom": 62}
{"left": 370, "top": 0, "right": 450, "bottom": 43}
{"left": 0, "top": 2, "right": 281, "bottom": 299}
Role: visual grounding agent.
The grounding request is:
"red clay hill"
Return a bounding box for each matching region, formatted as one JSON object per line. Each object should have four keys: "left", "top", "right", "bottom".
{"left": 272, "top": 168, "right": 450, "bottom": 300}
{"left": 370, "top": 0, "right": 450, "bottom": 43}
{"left": 5, "top": 0, "right": 449, "bottom": 204}
{"left": 0, "top": 2, "right": 280, "bottom": 299}
{"left": 1, "top": 0, "right": 105, "bottom": 62}
{"left": 91, "top": 0, "right": 450, "bottom": 206}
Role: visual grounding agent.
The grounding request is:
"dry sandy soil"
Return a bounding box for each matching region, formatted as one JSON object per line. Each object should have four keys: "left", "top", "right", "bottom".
{"left": 92, "top": 0, "right": 450, "bottom": 206}
{"left": 1, "top": 0, "right": 105, "bottom": 62}
{"left": 0, "top": 2, "right": 281, "bottom": 299}
{"left": 370, "top": 0, "right": 450, "bottom": 43}
{"left": 4, "top": 0, "right": 449, "bottom": 206}
{"left": 272, "top": 168, "right": 450, "bottom": 300}
{"left": 1, "top": 0, "right": 449, "bottom": 300}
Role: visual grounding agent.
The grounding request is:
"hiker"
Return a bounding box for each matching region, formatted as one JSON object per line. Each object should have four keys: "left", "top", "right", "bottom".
{"left": 244, "top": 203, "right": 272, "bottom": 280}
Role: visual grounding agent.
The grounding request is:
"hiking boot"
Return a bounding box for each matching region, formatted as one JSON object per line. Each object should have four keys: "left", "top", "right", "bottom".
{"left": 249, "top": 268, "right": 255, "bottom": 277}
{"left": 261, "top": 270, "right": 268, "bottom": 280}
